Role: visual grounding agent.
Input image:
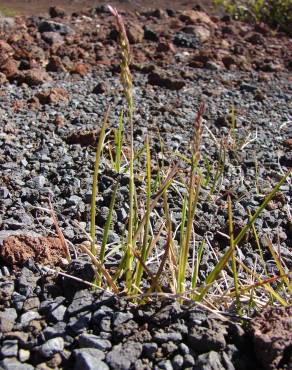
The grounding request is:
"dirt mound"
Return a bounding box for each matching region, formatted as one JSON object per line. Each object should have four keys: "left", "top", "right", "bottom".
{"left": 0, "top": 234, "right": 67, "bottom": 267}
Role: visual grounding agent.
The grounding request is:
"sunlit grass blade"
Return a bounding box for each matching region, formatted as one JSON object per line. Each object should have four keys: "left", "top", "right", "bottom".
{"left": 100, "top": 182, "right": 119, "bottom": 264}
{"left": 49, "top": 198, "right": 71, "bottom": 262}
{"left": 265, "top": 237, "right": 292, "bottom": 301}
{"left": 234, "top": 258, "right": 289, "bottom": 307}
{"left": 228, "top": 194, "right": 241, "bottom": 314}
{"left": 90, "top": 107, "right": 110, "bottom": 254}
{"left": 191, "top": 239, "right": 205, "bottom": 292}
{"left": 148, "top": 221, "right": 172, "bottom": 293}
{"left": 115, "top": 109, "right": 124, "bottom": 173}
{"left": 197, "top": 170, "right": 291, "bottom": 301}
{"left": 108, "top": 141, "right": 115, "bottom": 170}
{"left": 133, "top": 135, "right": 151, "bottom": 294}
{"left": 179, "top": 194, "right": 187, "bottom": 254}
{"left": 177, "top": 103, "right": 204, "bottom": 295}
{"left": 132, "top": 164, "right": 179, "bottom": 247}
{"left": 114, "top": 165, "right": 177, "bottom": 286}
{"left": 249, "top": 210, "right": 268, "bottom": 275}
{"left": 234, "top": 171, "right": 291, "bottom": 246}
{"left": 79, "top": 243, "right": 119, "bottom": 293}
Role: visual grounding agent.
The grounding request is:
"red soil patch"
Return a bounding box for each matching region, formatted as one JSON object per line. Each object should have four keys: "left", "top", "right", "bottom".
{"left": 0, "top": 234, "right": 67, "bottom": 267}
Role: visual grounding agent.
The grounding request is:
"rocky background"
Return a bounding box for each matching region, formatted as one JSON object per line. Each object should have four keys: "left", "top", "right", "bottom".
{"left": 0, "top": 2, "right": 291, "bottom": 370}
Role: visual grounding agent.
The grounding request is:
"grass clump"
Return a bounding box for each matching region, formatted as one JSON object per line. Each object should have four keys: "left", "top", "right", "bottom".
{"left": 74, "top": 6, "right": 291, "bottom": 314}
{"left": 213, "top": 0, "right": 292, "bottom": 35}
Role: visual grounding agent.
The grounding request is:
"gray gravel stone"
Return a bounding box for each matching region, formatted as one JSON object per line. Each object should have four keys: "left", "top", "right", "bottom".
{"left": 17, "top": 267, "right": 38, "bottom": 297}
{"left": 172, "top": 354, "right": 184, "bottom": 370}
{"left": 112, "top": 312, "right": 133, "bottom": 326}
{"left": 78, "top": 334, "right": 112, "bottom": 350}
{"left": 194, "top": 351, "right": 223, "bottom": 370}
{"left": 156, "top": 359, "right": 173, "bottom": 370}
{"left": 73, "top": 348, "right": 105, "bottom": 361}
{"left": 0, "top": 340, "right": 18, "bottom": 357}
{"left": 142, "top": 343, "right": 158, "bottom": 359}
{"left": 74, "top": 352, "right": 109, "bottom": 370}
{"left": 106, "top": 341, "right": 142, "bottom": 370}
{"left": 0, "top": 308, "right": 17, "bottom": 332}
{"left": 184, "top": 354, "right": 195, "bottom": 367}
{"left": 39, "top": 337, "right": 64, "bottom": 358}
{"left": 49, "top": 304, "right": 67, "bottom": 322}
{"left": 188, "top": 327, "right": 226, "bottom": 352}
{"left": 43, "top": 322, "right": 67, "bottom": 339}
{"left": 20, "top": 311, "right": 41, "bottom": 326}
{"left": 66, "top": 289, "right": 94, "bottom": 316}
{"left": 0, "top": 358, "right": 34, "bottom": 370}
{"left": 153, "top": 332, "right": 182, "bottom": 343}
{"left": 68, "top": 311, "right": 92, "bottom": 334}
{"left": 38, "top": 20, "right": 74, "bottom": 35}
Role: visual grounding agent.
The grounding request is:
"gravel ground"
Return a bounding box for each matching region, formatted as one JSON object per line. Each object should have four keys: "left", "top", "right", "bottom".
{"left": 0, "top": 4, "right": 291, "bottom": 370}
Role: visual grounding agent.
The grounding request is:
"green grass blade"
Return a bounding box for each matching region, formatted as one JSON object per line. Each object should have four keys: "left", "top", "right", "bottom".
{"left": 191, "top": 239, "right": 205, "bottom": 291}
{"left": 132, "top": 165, "right": 179, "bottom": 247}
{"left": 90, "top": 107, "right": 110, "bottom": 254}
{"left": 234, "top": 259, "right": 289, "bottom": 307}
{"left": 179, "top": 194, "right": 187, "bottom": 251}
{"left": 100, "top": 182, "right": 119, "bottom": 263}
{"left": 133, "top": 135, "right": 152, "bottom": 293}
{"left": 228, "top": 194, "right": 241, "bottom": 314}
{"left": 197, "top": 171, "right": 291, "bottom": 301}
{"left": 265, "top": 237, "right": 292, "bottom": 301}
{"left": 234, "top": 172, "right": 290, "bottom": 246}
{"left": 115, "top": 109, "right": 124, "bottom": 173}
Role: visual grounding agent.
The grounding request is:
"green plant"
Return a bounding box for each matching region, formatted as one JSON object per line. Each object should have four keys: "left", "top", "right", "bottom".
{"left": 213, "top": 0, "right": 292, "bottom": 35}
{"left": 76, "top": 6, "right": 292, "bottom": 313}
{"left": 177, "top": 104, "right": 204, "bottom": 295}
{"left": 108, "top": 6, "right": 135, "bottom": 291}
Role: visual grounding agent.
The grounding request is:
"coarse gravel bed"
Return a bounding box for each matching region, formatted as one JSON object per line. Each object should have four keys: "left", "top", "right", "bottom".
{"left": 0, "top": 4, "right": 292, "bottom": 370}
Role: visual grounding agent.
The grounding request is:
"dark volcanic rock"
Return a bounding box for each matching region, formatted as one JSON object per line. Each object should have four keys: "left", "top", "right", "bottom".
{"left": 38, "top": 20, "right": 74, "bottom": 35}
{"left": 106, "top": 341, "right": 143, "bottom": 370}
{"left": 148, "top": 70, "right": 185, "bottom": 90}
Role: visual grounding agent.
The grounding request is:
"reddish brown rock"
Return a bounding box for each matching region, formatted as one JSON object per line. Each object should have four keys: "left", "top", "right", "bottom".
{"left": 65, "top": 129, "right": 100, "bottom": 147}
{"left": 46, "top": 56, "right": 67, "bottom": 72}
{"left": 181, "top": 25, "right": 211, "bottom": 42}
{"left": 156, "top": 42, "right": 175, "bottom": 53}
{"left": 27, "top": 96, "right": 41, "bottom": 110}
{"left": 70, "top": 63, "right": 90, "bottom": 76}
{"left": 148, "top": 69, "right": 185, "bottom": 90}
{"left": 251, "top": 306, "right": 292, "bottom": 370}
{"left": 35, "top": 87, "right": 70, "bottom": 105}
{"left": 0, "top": 234, "right": 67, "bottom": 267}
{"left": 17, "top": 68, "right": 52, "bottom": 86}
{"left": 221, "top": 55, "right": 237, "bottom": 69}
{"left": 283, "top": 138, "right": 292, "bottom": 149}
{"left": 49, "top": 6, "right": 66, "bottom": 18}
{"left": 0, "top": 40, "right": 14, "bottom": 64}
{"left": 189, "top": 50, "right": 215, "bottom": 68}
{"left": 0, "top": 59, "right": 19, "bottom": 79}
{"left": 0, "top": 72, "right": 7, "bottom": 84}
{"left": 54, "top": 115, "right": 65, "bottom": 126}
{"left": 126, "top": 22, "right": 144, "bottom": 44}
{"left": 179, "top": 10, "right": 215, "bottom": 27}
